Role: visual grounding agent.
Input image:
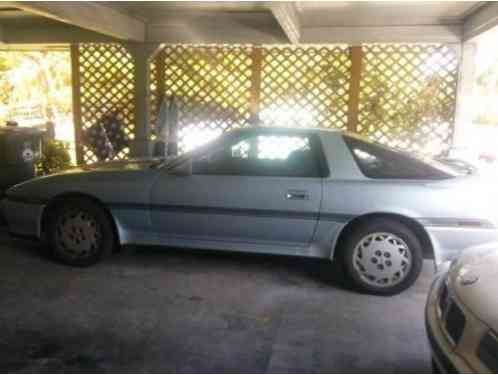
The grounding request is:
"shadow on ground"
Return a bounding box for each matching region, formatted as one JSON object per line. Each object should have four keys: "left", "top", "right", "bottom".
{"left": 0, "top": 228, "right": 433, "bottom": 373}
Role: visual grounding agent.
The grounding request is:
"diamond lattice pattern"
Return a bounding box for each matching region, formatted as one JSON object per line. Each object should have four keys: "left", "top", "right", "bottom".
{"left": 260, "top": 45, "right": 352, "bottom": 130}
{"left": 156, "top": 45, "right": 253, "bottom": 153}
{"left": 358, "top": 44, "right": 459, "bottom": 155}
{"left": 76, "top": 43, "right": 459, "bottom": 163}
{"left": 78, "top": 43, "right": 135, "bottom": 163}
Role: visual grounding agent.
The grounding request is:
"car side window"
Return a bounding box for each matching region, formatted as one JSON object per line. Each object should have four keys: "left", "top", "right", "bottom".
{"left": 343, "top": 136, "right": 454, "bottom": 180}
{"left": 192, "top": 133, "right": 322, "bottom": 177}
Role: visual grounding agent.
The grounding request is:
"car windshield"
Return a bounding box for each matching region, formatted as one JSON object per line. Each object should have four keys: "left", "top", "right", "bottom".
{"left": 343, "top": 135, "right": 459, "bottom": 179}
{"left": 152, "top": 131, "right": 240, "bottom": 169}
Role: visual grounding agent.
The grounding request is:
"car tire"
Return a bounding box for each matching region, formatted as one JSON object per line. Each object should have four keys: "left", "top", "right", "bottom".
{"left": 341, "top": 218, "right": 423, "bottom": 295}
{"left": 431, "top": 358, "right": 441, "bottom": 374}
{"left": 47, "top": 197, "right": 116, "bottom": 267}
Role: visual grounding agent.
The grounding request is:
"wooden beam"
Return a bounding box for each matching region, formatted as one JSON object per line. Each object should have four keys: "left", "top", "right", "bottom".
{"left": 269, "top": 2, "right": 301, "bottom": 44}
{"left": 301, "top": 25, "right": 463, "bottom": 44}
{"left": 463, "top": 2, "right": 498, "bottom": 41}
{"left": 146, "top": 12, "right": 287, "bottom": 44}
{"left": 347, "top": 47, "right": 363, "bottom": 133}
{"left": 9, "top": 1, "right": 145, "bottom": 41}
{"left": 3, "top": 21, "right": 117, "bottom": 44}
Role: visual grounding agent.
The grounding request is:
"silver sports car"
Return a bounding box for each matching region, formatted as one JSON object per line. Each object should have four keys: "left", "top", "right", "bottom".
{"left": 2, "top": 127, "right": 498, "bottom": 295}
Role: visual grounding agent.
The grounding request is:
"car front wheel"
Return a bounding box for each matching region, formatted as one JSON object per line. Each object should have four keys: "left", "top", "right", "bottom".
{"left": 47, "top": 197, "right": 116, "bottom": 267}
{"left": 342, "top": 218, "right": 423, "bottom": 295}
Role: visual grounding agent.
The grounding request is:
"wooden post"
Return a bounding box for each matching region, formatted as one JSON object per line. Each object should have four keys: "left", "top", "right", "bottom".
{"left": 249, "top": 47, "right": 263, "bottom": 125}
{"left": 347, "top": 46, "right": 363, "bottom": 133}
{"left": 70, "top": 44, "right": 84, "bottom": 165}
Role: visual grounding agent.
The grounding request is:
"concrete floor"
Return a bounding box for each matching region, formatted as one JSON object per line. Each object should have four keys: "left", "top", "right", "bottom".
{"left": 0, "top": 227, "right": 434, "bottom": 373}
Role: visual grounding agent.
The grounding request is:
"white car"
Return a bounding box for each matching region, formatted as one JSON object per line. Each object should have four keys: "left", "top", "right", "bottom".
{"left": 426, "top": 245, "right": 498, "bottom": 373}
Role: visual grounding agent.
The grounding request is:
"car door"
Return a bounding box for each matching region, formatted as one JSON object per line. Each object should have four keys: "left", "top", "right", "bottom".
{"left": 149, "top": 129, "right": 326, "bottom": 247}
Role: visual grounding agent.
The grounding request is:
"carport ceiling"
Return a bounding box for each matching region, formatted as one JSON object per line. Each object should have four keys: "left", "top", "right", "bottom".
{"left": 0, "top": 1, "right": 495, "bottom": 45}
{"left": 110, "top": 1, "right": 480, "bottom": 26}
{"left": 297, "top": 1, "right": 480, "bottom": 26}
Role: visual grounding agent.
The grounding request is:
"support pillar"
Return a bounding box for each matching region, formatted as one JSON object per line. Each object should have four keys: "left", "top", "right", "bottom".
{"left": 127, "top": 43, "right": 161, "bottom": 158}
{"left": 452, "top": 42, "right": 477, "bottom": 156}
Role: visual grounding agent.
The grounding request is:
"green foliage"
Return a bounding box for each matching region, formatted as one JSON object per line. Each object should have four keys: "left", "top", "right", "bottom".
{"left": 36, "top": 139, "right": 72, "bottom": 176}
{"left": 362, "top": 75, "right": 454, "bottom": 133}
{"left": 0, "top": 51, "right": 72, "bottom": 124}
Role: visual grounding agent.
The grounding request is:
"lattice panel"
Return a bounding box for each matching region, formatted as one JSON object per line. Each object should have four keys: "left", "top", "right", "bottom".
{"left": 260, "top": 45, "right": 351, "bottom": 130}
{"left": 358, "top": 44, "right": 459, "bottom": 156}
{"left": 78, "top": 43, "right": 135, "bottom": 163}
{"left": 158, "top": 45, "right": 253, "bottom": 153}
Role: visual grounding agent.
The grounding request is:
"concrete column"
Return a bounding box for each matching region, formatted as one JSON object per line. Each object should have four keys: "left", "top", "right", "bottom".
{"left": 127, "top": 43, "right": 161, "bottom": 158}
{"left": 451, "top": 42, "right": 477, "bottom": 156}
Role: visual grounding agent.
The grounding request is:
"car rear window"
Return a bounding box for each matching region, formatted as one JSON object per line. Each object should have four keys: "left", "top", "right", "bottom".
{"left": 343, "top": 135, "right": 456, "bottom": 180}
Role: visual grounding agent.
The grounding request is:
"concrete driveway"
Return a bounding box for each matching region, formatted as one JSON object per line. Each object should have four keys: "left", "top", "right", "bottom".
{"left": 0, "top": 227, "right": 434, "bottom": 373}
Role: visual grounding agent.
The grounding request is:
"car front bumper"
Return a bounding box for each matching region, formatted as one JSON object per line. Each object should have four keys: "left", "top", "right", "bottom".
{"left": 425, "top": 275, "right": 474, "bottom": 374}
{"left": 1, "top": 197, "right": 45, "bottom": 239}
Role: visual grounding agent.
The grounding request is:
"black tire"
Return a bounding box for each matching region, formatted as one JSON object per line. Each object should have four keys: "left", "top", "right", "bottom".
{"left": 341, "top": 218, "right": 423, "bottom": 295}
{"left": 47, "top": 197, "right": 116, "bottom": 267}
{"left": 431, "top": 358, "right": 441, "bottom": 374}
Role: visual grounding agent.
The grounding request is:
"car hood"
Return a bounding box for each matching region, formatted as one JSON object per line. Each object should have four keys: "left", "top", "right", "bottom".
{"left": 61, "top": 158, "right": 166, "bottom": 174}
{"left": 5, "top": 157, "right": 173, "bottom": 201}
{"left": 449, "top": 244, "right": 498, "bottom": 332}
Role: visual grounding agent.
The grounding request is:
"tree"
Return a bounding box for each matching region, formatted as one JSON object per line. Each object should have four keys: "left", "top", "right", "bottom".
{"left": 0, "top": 50, "right": 72, "bottom": 125}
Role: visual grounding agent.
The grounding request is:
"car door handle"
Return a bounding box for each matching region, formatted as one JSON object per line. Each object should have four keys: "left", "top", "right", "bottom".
{"left": 286, "top": 190, "right": 309, "bottom": 200}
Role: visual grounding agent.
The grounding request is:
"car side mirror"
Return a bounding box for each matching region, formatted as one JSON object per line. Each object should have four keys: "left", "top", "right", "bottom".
{"left": 169, "top": 159, "right": 192, "bottom": 176}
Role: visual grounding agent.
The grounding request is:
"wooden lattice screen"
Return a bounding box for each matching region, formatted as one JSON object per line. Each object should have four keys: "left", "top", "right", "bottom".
{"left": 150, "top": 45, "right": 353, "bottom": 153}
{"left": 260, "top": 46, "right": 351, "bottom": 130}
{"left": 150, "top": 45, "right": 253, "bottom": 153}
{"left": 358, "top": 44, "right": 459, "bottom": 154}
{"left": 75, "top": 43, "right": 136, "bottom": 164}
{"left": 74, "top": 43, "right": 459, "bottom": 163}
{"left": 151, "top": 43, "right": 458, "bottom": 156}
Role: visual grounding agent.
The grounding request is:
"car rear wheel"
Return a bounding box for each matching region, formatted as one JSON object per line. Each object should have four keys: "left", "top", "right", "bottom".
{"left": 341, "top": 218, "right": 423, "bottom": 295}
{"left": 47, "top": 197, "right": 116, "bottom": 267}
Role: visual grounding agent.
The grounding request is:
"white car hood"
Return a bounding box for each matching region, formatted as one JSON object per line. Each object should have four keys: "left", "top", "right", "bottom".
{"left": 449, "top": 244, "right": 498, "bottom": 332}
